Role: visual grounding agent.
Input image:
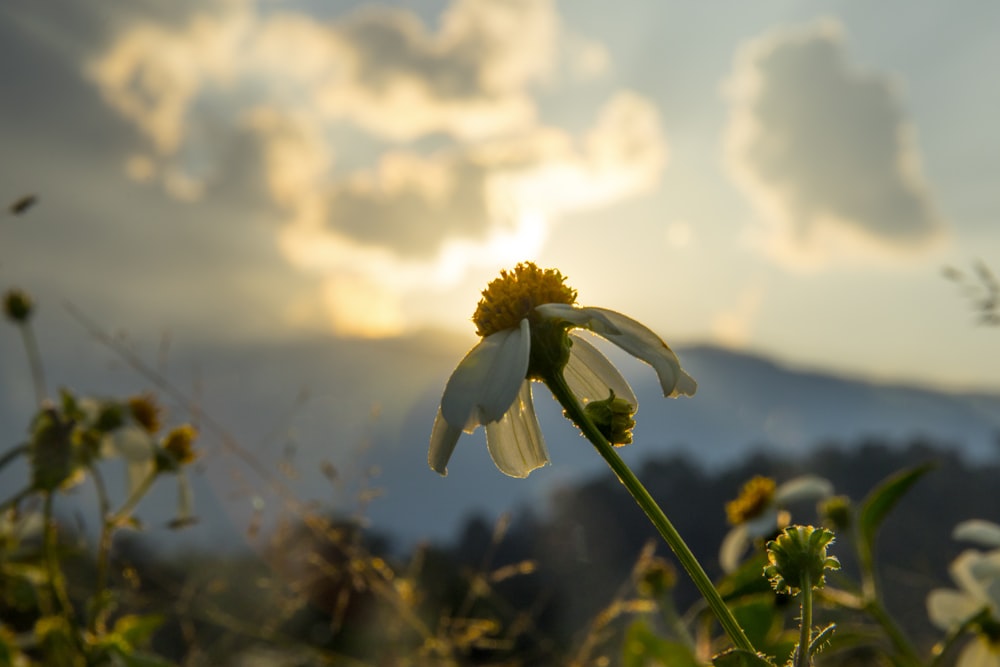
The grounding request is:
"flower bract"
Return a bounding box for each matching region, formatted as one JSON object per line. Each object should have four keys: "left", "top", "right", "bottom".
{"left": 429, "top": 262, "right": 696, "bottom": 478}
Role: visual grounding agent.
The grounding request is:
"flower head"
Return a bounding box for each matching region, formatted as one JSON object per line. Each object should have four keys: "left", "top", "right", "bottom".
{"left": 127, "top": 393, "right": 162, "bottom": 434}
{"left": 720, "top": 475, "right": 834, "bottom": 572}
{"left": 429, "top": 262, "right": 696, "bottom": 478}
{"left": 928, "top": 522, "right": 1000, "bottom": 667}
{"left": 763, "top": 525, "right": 840, "bottom": 595}
{"left": 3, "top": 288, "right": 33, "bottom": 323}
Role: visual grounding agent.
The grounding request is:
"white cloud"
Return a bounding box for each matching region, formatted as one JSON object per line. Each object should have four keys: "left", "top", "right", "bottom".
{"left": 724, "top": 19, "right": 947, "bottom": 268}
{"left": 87, "top": 0, "right": 668, "bottom": 336}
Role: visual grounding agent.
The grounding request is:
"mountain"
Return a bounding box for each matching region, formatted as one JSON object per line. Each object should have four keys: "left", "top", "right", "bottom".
{"left": 368, "top": 341, "right": 1000, "bottom": 546}
{"left": 3, "top": 330, "right": 999, "bottom": 551}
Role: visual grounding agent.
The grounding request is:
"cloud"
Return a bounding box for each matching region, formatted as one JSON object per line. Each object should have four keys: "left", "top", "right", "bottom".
{"left": 86, "top": 1, "right": 668, "bottom": 336}
{"left": 724, "top": 20, "right": 946, "bottom": 267}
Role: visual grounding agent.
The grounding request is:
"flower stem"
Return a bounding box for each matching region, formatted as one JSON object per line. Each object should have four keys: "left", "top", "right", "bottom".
{"left": 795, "top": 572, "right": 813, "bottom": 667}
{"left": 18, "top": 322, "right": 48, "bottom": 406}
{"left": 543, "top": 370, "right": 755, "bottom": 652}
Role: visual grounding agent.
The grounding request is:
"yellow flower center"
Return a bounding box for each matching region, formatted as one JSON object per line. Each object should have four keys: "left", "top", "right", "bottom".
{"left": 726, "top": 475, "right": 777, "bottom": 525}
{"left": 472, "top": 262, "right": 577, "bottom": 338}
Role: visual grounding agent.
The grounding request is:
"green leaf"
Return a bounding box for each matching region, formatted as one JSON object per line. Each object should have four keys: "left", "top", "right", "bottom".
{"left": 622, "top": 620, "right": 702, "bottom": 667}
{"left": 717, "top": 553, "right": 770, "bottom": 601}
{"left": 712, "top": 648, "right": 776, "bottom": 667}
{"left": 113, "top": 613, "right": 164, "bottom": 649}
{"left": 857, "top": 464, "right": 934, "bottom": 566}
{"left": 729, "top": 594, "right": 780, "bottom": 650}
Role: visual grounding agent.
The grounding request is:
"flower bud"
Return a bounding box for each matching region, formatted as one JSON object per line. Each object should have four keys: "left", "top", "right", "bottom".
{"left": 583, "top": 390, "right": 635, "bottom": 445}
{"left": 763, "top": 525, "right": 840, "bottom": 595}
{"left": 3, "top": 289, "right": 33, "bottom": 323}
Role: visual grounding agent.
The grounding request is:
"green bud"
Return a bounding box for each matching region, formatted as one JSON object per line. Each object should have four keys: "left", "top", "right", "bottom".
{"left": 583, "top": 390, "right": 635, "bottom": 445}
{"left": 637, "top": 557, "right": 677, "bottom": 598}
{"left": 763, "top": 525, "right": 840, "bottom": 595}
{"left": 819, "top": 495, "right": 852, "bottom": 532}
{"left": 3, "top": 289, "right": 33, "bottom": 323}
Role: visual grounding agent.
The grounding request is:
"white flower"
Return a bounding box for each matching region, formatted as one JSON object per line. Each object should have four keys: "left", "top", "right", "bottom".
{"left": 928, "top": 548, "right": 1000, "bottom": 667}
{"left": 719, "top": 475, "right": 834, "bottom": 572}
{"left": 429, "top": 263, "right": 696, "bottom": 478}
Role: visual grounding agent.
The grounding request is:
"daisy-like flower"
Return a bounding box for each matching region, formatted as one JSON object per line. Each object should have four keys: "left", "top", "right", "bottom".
{"left": 925, "top": 520, "right": 1000, "bottom": 667}
{"left": 719, "top": 475, "right": 834, "bottom": 572}
{"left": 429, "top": 262, "right": 696, "bottom": 478}
{"left": 927, "top": 547, "right": 1000, "bottom": 667}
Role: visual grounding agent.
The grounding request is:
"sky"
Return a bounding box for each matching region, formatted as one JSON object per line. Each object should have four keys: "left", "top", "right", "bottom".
{"left": 3, "top": 0, "right": 999, "bottom": 394}
{"left": 2, "top": 1, "right": 1000, "bottom": 486}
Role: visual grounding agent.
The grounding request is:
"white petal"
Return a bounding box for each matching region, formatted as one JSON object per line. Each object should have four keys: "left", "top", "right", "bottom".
{"left": 564, "top": 332, "right": 637, "bottom": 406}
{"left": 719, "top": 524, "right": 750, "bottom": 573}
{"left": 535, "top": 304, "right": 696, "bottom": 398}
{"left": 957, "top": 636, "right": 1000, "bottom": 667}
{"left": 744, "top": 507, "right": 781, "bottom": 539}
{"left": 773, "top": 475, "right": 834, "bottom": 505}
{"left": 428, "top": 409, "right": 463, "bottom": 476}
{"left": 927, "top": 589, "right": 984, "bottom": 630}
{"left": 484, "top": 381, "right": 550, "bottom": 478}
{"left": 440, "top": 319, "right": 530, "bottom": 431}
{"left": 103, "top": 426, "right": 156, "bottom": 495}
{"left": 951, "top": 550, "right": 1000, "bottom": 604}
{"left": 955, "top": 520, "right": 1000, "bottom": 548}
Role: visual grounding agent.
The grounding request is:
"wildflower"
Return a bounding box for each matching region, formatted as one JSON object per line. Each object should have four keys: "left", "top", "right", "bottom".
{"left": 127, "top": 394, "right": 162, "bottom": 434}
{"left": 763, "top": 525, "right": 840, "bottom": 595}
{"left": 429, "top": 262, "right": 695, "bottom": 477}
{"left": 720, "top": 475, "right": 833, "bottom": 572}
{"left": 3, "top": 289, "right": 33, "bottom": 323}
{"left": 927, "top": 526, "right": 1000, "bottom": 667}
{"left": 158, "top": 424, "right": 199, "bottom": 472}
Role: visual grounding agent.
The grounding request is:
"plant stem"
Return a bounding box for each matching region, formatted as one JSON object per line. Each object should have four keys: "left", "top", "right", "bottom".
{"left": 796, "top": 572, "right": 813, "bottom": 667}
{"left": 864, "top": 598, "right": 922, "bottom": 667}
{"left": 544, "top": 370, "right": 755, "bottom": 652}
{"left": 19, "top": 323, "right": 48, "bottom": 406}
{"left": 42, "top": 491, "right": 75, "bottom": 621}
{"left": 108, "top": 468, "right": 158, "bottom": 527}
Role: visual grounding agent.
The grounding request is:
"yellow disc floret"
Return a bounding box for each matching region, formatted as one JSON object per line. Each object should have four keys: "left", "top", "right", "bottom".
{"left": 726, "top": 475, "right": 777, "bottom": 525}
{"left": 473, "top": 262, "right": 577, "bottom": 338}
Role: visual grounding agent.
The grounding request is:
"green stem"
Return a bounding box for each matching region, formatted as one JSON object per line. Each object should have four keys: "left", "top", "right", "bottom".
{"left": 929, "top": 607, "right": 989, "bottom": 667}
{"left": 42, "top": 492, "right": 75, "bottom": 621}
{"left": 19, "top": 323, "right": 48, "bottom": 406}
{"left": 863, "top": 598, "right": 922, "bottom": 667}
{"left": 108, "top": 469, "right": 157, "bottom": 527}
{"left": 544, "top": 370, "right": 754, "bottom": 652}
{"left": 796, "top": 573, "right": 813, "bottom": 667}
{"left": 90, "top": 464, "right": 113, "bottom": 634}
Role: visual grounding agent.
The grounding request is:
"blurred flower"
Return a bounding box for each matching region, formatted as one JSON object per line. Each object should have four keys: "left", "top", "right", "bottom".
{"left": 429, "top": 262, "right": 695, "bottom": 478}
{"left": 954, "top": 520, "right": 1000, "bottom": 549}
{"left": 127, "top": 394, "right": 162, "bottom": 434}
{"left": 928, "top": 548, "right": 1000, "bottom": 667}
{"left": 3, "top": 289, "right": 33, "bottom": 323}
{"left": 720, "top": 475, "right": 833, "bottom": 572}
{"left": 159, "top": 424, "right": 199, "bottom": 471}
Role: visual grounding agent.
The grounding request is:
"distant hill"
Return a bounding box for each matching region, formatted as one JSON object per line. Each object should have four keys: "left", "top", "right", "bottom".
{"left": 370, "top": 340, "right": 1000, "bottom": 546}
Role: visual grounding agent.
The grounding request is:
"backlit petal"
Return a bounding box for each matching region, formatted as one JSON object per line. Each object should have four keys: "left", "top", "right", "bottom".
{"left": 485, "top": 381, "right": 550, "bottom": 478}
{"left": 719, "top": 524, "right": 750, "bottom": 573}
{"left": 428, "top": 408, "right": 464, "bottom": 476}
{"left": 564, "top": 332, "right": 637, "bottom": 406}
{"left": 955, "top": 636, "right": 1000, "bottom": 667}
{"left": 927, "top": 588, "right": 984, "bottom": 630}
{"left": 774, "top": 475, "right": 834, "bottom": 505}
{"left": 440, "top": 319, "right": 530, "bottom": 431}
{"left": 955, "top": 520, "right": 1000, "bottom": 549}
{"left": 536, "top": 304, "right": 696, "bottom": 397}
